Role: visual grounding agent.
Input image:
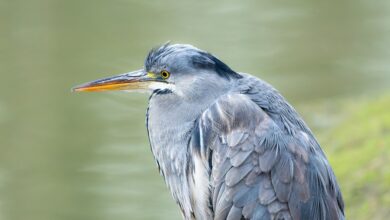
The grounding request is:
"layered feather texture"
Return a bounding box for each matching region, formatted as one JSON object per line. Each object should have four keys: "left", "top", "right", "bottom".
{"left": 187, "top": 93, "right": 344, "bottom": 220}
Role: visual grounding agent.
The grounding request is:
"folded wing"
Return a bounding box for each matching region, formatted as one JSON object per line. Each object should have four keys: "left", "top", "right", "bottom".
{"left": 190, "top": 94, "right": 344, "bottom": 220}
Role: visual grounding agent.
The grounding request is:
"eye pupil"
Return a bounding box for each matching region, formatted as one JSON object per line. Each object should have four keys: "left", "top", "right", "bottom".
{"left": 161, "top": 70, "right": 170, "bottom": 79}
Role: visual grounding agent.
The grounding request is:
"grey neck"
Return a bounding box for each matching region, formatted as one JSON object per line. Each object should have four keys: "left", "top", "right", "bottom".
{"left": 146, "top": 77, "right": 233, "bottom": 218}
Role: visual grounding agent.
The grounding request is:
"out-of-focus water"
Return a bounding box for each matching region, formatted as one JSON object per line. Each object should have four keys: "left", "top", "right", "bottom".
{"left": 0, "top": 0, "right": 389, "bottom": 219}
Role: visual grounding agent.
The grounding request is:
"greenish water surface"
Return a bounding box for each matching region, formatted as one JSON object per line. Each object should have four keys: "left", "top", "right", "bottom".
{"left": 0, "top": 0, "right": 389, "bottom": 219}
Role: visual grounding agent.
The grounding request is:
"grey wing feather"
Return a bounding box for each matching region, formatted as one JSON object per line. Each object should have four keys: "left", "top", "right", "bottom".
{"left": 195, "top": 94, "right": 344, "bottom": 220}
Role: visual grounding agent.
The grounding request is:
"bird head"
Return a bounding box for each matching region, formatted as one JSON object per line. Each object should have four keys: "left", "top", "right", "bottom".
{"left": 72, "top": 43, "right": 242, "bottom": 98}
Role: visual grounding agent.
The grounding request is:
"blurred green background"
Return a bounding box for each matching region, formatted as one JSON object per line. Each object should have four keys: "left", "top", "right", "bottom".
{"left": 1, "top": 0, "right": 389, "bottom": 219}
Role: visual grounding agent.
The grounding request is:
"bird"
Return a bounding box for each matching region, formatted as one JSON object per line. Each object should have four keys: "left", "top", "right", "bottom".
{"left": 73, "top": 43, "right": 345, "bottom": 220}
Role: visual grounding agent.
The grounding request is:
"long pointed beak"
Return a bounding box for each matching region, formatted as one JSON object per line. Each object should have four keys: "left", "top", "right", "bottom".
{"left": 72, "top": 69, "right": 160, "bottom": 92}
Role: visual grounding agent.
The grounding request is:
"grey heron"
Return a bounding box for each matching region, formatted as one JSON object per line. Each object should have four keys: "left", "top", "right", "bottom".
{"left": 73, "top": 43, "right": 345, "bottom": 220}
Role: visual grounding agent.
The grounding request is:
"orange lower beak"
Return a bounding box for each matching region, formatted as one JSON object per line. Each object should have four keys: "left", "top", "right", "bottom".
{"left": 72, "top": 69, "right": 157, "bottom": 92}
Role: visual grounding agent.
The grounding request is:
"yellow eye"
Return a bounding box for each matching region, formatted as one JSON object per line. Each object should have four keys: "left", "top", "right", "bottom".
{"left": 161, "top": 70, "right": 170, "bottom": 79}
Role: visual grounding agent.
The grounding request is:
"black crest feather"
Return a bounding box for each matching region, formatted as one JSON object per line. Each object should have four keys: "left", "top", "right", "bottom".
{"left": 145, "top": 43, "right": 242, "bottom": 79}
